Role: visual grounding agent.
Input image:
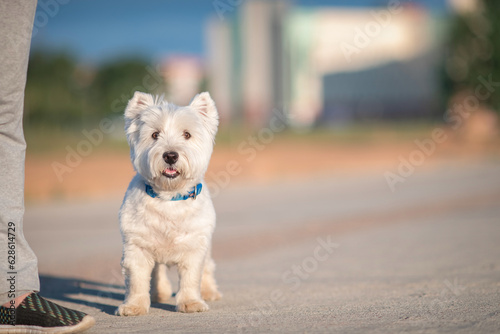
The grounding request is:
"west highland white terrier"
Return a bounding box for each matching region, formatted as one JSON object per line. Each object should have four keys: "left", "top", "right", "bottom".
{"left": 116, "top": 91, "right": 221, "bottom": 316}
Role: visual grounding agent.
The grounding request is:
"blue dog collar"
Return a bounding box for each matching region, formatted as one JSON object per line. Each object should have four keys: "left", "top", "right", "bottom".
{"left": 145, "top": 183, "right": 202, "bottom": 201}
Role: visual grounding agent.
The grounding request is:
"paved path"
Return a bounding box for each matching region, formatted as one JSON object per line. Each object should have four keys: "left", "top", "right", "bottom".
{"left": 24, "top": 159, "right": 500, "bottom": 333}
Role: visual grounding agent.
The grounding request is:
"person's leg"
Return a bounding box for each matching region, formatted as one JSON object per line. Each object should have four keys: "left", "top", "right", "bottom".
{"left": 0, "top": 0, "right": 40, "bottom": 305}
{"left": 0, "top": 3, "right": 95, "bottom": 331}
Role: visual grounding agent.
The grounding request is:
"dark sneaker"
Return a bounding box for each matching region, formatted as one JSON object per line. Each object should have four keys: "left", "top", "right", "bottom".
{"left": 0, "top": 293, "right": 95, "bottom": 333}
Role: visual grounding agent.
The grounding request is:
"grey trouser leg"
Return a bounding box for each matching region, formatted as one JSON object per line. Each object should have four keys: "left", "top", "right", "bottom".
{"left": 0, "top": 1, "right": 39, "bottom": 304}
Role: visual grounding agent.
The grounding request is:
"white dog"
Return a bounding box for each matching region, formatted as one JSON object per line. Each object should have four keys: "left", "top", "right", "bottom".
{"left": 116, "top": 91, "right": 221, "bottom": 316}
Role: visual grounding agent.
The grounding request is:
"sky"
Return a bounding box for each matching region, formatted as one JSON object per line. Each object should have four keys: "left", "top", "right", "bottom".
{"left": 31, "top": 0, "right": 450, "bottom": 65}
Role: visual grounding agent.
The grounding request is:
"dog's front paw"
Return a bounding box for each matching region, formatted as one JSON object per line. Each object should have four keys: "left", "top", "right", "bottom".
{"left": 115, "top": 303, "right": 149, "bottom": 316}
{"left": 176, "top": 299, "right": 209, "bottom": 313}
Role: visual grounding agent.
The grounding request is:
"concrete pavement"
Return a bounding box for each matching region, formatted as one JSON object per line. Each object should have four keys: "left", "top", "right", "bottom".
{"left": 24, "top": 159, "right": 500, "bottom": 333}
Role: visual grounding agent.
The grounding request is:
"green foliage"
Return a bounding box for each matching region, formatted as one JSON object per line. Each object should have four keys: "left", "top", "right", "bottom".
{"left": 24, "top": 51, "right": 166, "bottom": 128}
{"left": 90, "top": 59, "right": 166, "bottom": 117}
{"left": 25, "top": 52, "right": 85, "bottom": 126}
{"left": 443, "top": 0, "right": 500, "bottom": 113}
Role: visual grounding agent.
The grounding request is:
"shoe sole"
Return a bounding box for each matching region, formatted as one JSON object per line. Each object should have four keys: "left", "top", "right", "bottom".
{"left": 0, "top": 315, "right": 95, "bottom": 334}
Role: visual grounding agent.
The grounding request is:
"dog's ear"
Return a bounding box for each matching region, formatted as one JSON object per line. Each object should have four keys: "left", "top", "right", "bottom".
{"left": 124, "top": 91, "right": 155, "bottom": 120}
{"left": 189, "top": 92, "right": 219, "bottom": 136}
{"left": 124, "top": 91, "right": 157, "bottom": 148}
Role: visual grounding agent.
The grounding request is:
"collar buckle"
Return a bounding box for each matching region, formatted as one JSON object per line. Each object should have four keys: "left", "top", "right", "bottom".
{"left": 190, "top": 190, "right": 197, "bottom": 200}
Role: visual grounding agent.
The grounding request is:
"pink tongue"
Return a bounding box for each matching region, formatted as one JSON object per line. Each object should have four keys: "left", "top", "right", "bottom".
{"left": 164, "top": 168, "right": 177, "bottom": 175}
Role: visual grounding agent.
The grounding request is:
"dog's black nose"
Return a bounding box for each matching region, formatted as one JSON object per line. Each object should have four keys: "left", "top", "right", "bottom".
{"left": 163, "top": 151, "right": 179, "bottom": 164}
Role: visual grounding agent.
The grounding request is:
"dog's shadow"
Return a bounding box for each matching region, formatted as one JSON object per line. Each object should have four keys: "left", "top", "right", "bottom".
{"left": 39, "top": 275, "right": 177, "bottom": 315}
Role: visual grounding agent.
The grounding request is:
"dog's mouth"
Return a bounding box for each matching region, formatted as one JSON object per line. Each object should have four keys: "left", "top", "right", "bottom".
{"left": 162, "top": 167, "right": 180, "bottom": 179}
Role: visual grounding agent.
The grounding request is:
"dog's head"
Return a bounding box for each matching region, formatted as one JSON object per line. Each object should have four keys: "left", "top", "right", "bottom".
{"left": 124, "top": 91, "right": 219, "bottom": 192}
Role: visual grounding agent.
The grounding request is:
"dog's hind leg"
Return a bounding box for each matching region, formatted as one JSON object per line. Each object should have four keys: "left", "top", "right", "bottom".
{"left": 201, "top": 255, "right": 222, "bottom": 301}
{"left": 151, "top": 263, "right": 173, "bottom": 303}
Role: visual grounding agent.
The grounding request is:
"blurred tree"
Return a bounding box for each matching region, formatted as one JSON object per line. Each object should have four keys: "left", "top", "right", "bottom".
{"left": 24, "top": 51, "right": 166, "bottom": 129}
{"left": 25, "top": 51, "right": 86, "bottom": 127}
{"left": 443, "top": 0, "right": 500, "bottom": 113}
{"left": 89, "top": 59, "right": 166, "bottom": 118}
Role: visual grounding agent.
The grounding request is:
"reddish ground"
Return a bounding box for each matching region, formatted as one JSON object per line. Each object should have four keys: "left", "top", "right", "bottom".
{"left": 25, "top": 129, "right": 499, "bottom": 203}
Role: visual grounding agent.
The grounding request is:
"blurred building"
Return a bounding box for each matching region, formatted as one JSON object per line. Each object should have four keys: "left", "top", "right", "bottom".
{"left": 161, "top": 56, "right": 204, "bottom": 106}
{"left": 208, "top": 0, "right": 288, "bottom": 127}
{"left": 207, "top": 0, "right": 446, "bottom": 128}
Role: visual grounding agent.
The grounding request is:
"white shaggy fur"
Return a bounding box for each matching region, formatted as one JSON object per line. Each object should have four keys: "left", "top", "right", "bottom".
{"left": 116, "top": 91, "right": 221, "bottom": 316}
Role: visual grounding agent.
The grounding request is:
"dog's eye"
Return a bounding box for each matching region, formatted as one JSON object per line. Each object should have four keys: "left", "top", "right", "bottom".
{"left": 152, "top": 132, "right": 160, "bottom": 140}
{"left": 183, "top": 131, "right": 191, "bottom": 140}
